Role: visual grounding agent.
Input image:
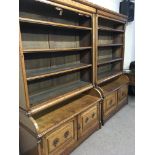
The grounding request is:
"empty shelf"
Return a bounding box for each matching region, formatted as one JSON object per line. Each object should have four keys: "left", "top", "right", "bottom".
{"left": 29, "top": 81, "right": 91, "bottom": 106}
{"left": 20, "top": 17, "right": 92, "bottom": 31}
{"left": 27, "top": 63, "right": 92, "bottom": 81}
{"left": 98, "top": 71, "right": 123, "bottom": 84}
{"left": 98, "top": 44, "right": 123, "bottom": 47}
{"left": 98, "top": 58, "right": 123, "bottom": 66}
{"left": 98, "top": 27, "right": 124, "bottom": 32}
{"left": 23, "top": 47, "right": 92, "bottom": 53}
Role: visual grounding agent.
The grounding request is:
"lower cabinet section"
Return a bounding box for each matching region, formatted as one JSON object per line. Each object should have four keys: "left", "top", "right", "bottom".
{"left": 103, "top": 91, "right": 117, "bottom": 120}
{"left": 45, "top": 119, "right": 77, "bottom": 155}
{"left": 99, "top": 75, "right": 129, "bottom": 123}
{"left": 20, "top": 88, "right": 102, "bottom": 155}
{"left": 118, "top": 85, "right": 128, "bottom": 106}
{"left": 78, "top": 105, "right": 99, "bottom": 139}
{"left": 41, "top": 103, "right": 100, "bottom": 155}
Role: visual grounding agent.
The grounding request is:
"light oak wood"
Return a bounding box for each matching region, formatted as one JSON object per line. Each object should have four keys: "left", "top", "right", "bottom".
{"left": 19, "top": 1, "right": 128, "bottom": 155}
{"left": 27, "top": 63, "right": 92, "bottom": 81}
{"left": 48, "top": 0, "right": 96, "bottom": 13}
{"left": 20, "top": 17, "right": 92, "bottom": 30}
{"left": 78, "top": 104, "right": 99, "bottom": 138}
{"left": 118, "top": 85, "right": 128, "bottom": 104}
{"left": 98, "top": 27, "right": 124, "bottom": 32}
{"left": 103, "top": 91, "right": 117, "bottom": 118}
{"left": 23, "top": 47, "right": 92, "bottom": 53}
{"left": 33, "top": 94, "right": 100, "bottom": 134}
{"left": 46, "top": 120, "right": 77, "bottom": 154}
{"left": 98, "top": 75, "right": 129, "bottom": 123}
{"left": 19, "top": 32, "right": 30, "bottom": 110}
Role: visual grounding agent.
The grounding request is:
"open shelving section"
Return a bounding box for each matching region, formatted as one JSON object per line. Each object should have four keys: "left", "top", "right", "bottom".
{"left": 96, "top": 14, "right": 126, "bottom": 84}
{"left": 19, "top": 0, "right": 94, "bottom": 114}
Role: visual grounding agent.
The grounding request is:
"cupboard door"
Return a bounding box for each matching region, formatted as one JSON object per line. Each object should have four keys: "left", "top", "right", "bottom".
{"left": 104, "top": 91, "right": 117, "bottom": 118}
{"left": 46, "top": 118, "right": 77, "bottom": 155}
{"left": 78, "top": 104, "right": 99, "bottom": 139}
{"left": 118, "top": 85, "right": 128, "bottom": 104}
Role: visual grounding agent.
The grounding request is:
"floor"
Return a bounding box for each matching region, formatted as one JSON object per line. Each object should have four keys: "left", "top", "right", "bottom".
{"left": 71, "top": 96, "right": 135, "bottom": 155}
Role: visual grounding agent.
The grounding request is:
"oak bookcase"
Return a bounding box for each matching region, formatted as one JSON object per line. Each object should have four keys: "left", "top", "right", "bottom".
{"left": 19, "top": 0, "right": 129, "bottom": 155}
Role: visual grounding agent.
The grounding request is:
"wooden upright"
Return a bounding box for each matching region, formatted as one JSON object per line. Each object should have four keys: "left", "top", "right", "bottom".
{"left": 19, "top": 0, "right": 128, "bottom": 155}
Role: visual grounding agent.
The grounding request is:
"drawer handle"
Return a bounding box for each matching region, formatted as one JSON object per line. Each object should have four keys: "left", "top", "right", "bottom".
{"left": 85, "top": 117, "right": 89, "bottom": 123}
{"left": 64, "top": 131, "right": 69, "bottom": 138}
{"left": 53, "top": 138, "right": 59, "bottom": 147}
{"left": 92, "top": 113, "right": 95, "bottom": 118}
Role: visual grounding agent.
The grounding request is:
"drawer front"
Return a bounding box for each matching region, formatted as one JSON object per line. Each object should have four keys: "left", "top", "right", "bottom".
{"left": 46, "top": 119, "right": 77, "bottom": 154}
{"left": 118, "top": 85, "right": 128, "bottom": 103}
{"left": 104, "top": 92, "right": 117, "bottom": 116}
{"left": 78, "top": 104, "right": 99, "bottom": 138}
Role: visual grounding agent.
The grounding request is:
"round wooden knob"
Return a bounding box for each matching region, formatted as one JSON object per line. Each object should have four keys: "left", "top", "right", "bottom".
{"left": 64, "top": 131, "right": 69, "bottom": 138}
{"left": 85, "top": 117, "right": 89, "bottom": 123}
{"left": 92, "top": 113, "right": 95, "bottom": 118}
{"left": 53, "top": 138, "right": 59, "bottom": 147}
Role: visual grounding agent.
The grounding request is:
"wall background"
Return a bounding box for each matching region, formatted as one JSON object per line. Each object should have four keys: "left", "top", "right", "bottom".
{"left": 88, "top": 0, "right": 135, "bottom": 69}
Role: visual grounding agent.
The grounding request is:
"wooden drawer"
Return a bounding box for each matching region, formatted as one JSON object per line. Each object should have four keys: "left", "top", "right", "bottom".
{"left": 118, "top": 85, "right": 128, "bottom": 103}
{"left": 78, "top": 104, "right": 99, "bottom": 138}
{"left": 104, "top": 91, "right": 117, "bottom": 117}
{"left": 46, "top": 119, "right": 77, "bottom": 155}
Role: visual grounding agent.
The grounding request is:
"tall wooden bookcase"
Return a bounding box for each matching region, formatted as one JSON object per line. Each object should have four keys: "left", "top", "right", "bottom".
{"left": 19, "top": 0, "right": 129, "bottom": 155}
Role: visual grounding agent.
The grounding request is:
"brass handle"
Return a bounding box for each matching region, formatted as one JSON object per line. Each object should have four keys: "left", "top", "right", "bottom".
{"left": 64, "top": 131, "right": 69, "bottom": 138}
{"left": 85, "top": 117, "right": 89, "bottom": 123}
{"left": 53, "top": 138, "right": 59, "bottom": 147}
{"left": 92, "top": 113, "right": 95, "bottom": 118}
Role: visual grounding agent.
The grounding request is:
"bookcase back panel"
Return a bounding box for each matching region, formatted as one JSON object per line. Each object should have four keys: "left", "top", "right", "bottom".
{"left": 27, "top": 69, "right": 91, "bottom": 106}
{"left": 98, "top": 47, "right": 122, "bottom": 60}
{"left": 98, "top": 31, "right": 123, "bottom": 45}
{"left": 20, "top": 23, "right": 91, "bottom": 50}
{"left": 20, "top": 23, "right": 49, "bottom": 49}
{"left": 98, "top": 62, "right": 122, "bottom": 80}
{"left": 20, "top": 0, "right": 91, "bottom": 27}
{"left": 24, "top": 50, "right": 91, "bottom": 78}
{"left": 25, "top": 53, "right": 52, "bottom": 71}
{"left": 49, "top": 29, "right": 91, "bottom": 49}
{"left": 98, "top": 17, "right": 124, "bottom": 30}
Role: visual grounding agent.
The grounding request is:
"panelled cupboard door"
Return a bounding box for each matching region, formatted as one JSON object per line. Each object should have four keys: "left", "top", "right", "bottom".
{"left": 103, "top": 91, "right": 117, "bottom": 118}
{"left": 44, "top": 118, "right": 77, "bottom": 155}
{"left": 78, "top": 104, "right": 99, "bottom": 139}
{"left": 118, "top": 85, "right": 128, "bottom": 105}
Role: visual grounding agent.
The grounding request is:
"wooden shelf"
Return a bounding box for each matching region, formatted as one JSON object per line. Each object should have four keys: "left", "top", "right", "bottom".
{"left": 23, "top": 46, "right": 92, "bottom": 53}
{"left": 98, "top": 44, "right": 123, "bottom": 47}
{"left": 34, "top": 94, "right": 100, "bottom": 133}
{"left": 29, "top": 82, "right": 93, "bottom": 115}
{"left": 97, "top": 71, "right": 123, "bottom": 84}
{"left": 27, "top": 63, "right": 92, "bottom": 81}
{"left": 98, "top": 15, "right": 125, "bottom": 24}
{"left": 19, "top": 17, "right": 92, "bottom": 31}
{"left": 98, "top": 27, "right": 124, "bottom": 32}
{"left": 97, "top": 58, "right": 123, "bottom": 66}
{"left": 29, "top": 81, "right": 92, "bottom": 107}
